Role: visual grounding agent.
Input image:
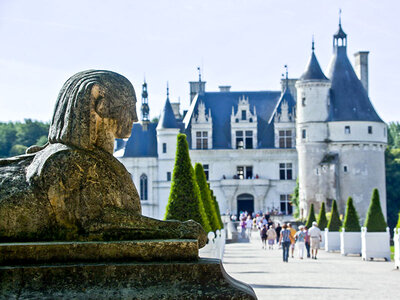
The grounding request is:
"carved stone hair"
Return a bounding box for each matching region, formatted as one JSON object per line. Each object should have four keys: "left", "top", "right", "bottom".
{"left": 48, "top": 70, "right": 136, "bottom": 150}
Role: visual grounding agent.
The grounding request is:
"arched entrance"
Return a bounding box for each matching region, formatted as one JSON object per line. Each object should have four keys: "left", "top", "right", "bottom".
{"left": 237, "top": 193, "right": 254, "bottom": 217}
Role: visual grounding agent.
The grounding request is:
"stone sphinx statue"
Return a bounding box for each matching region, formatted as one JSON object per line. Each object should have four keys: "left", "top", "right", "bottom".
{"left": 0, "top": 70, "right": 206, "bottom": 247}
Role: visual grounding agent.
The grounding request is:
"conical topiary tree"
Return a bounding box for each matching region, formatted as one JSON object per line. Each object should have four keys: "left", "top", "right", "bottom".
{"left": 209, "top": 187, "right": 224, "bottom": 229}
{"left": 342, "top": 197, "right": 361, "bottom": 232}
{"left": 194, "top": 163, "right": 220, "bottom": 232}
{"left": 364, "top": 188, "right": 387, "bottom": 232}
{"left": 327, "top": 200, "right": 342, "bottom": 231}
{"left": 165, "top": 134, "right": 211, "bottom": 232}
{"left": 396, "top": 213, "right": 400, "bottom": 229}
{"left": 317, "top": 202, "right": 328, "bottom": 230}
{"left": 305, "top": 203, "right": 316, "bottom": 228}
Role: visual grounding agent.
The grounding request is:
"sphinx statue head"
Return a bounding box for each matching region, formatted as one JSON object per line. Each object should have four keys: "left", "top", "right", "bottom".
{"left": 0, "top": 70, "right": 207, "bottom": 247}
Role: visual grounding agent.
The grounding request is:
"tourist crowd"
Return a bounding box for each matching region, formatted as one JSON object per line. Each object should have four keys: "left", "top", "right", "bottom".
{"left": 236, "top": 211, "right": 323, "bottom": 262}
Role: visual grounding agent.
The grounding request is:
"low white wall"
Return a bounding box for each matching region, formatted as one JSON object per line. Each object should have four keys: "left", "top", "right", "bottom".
{"left": 394, "top": 228, "right": 400, "bottom": 269}
{"left": 325, "top": 229, "right": 340, "bottom": 252}
{"left": 361, "top": 227, "right": 391, "bottom": 261}
{"left": 340, "top": 230, "right": 361, "bottom": 256}
{"left": 199, "top": 229, "right": 226, "bottom": 260}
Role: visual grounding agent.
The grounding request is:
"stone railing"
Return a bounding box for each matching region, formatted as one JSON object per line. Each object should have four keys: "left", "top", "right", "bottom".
{"left": 199, "top": 229, "right": 226, "bottom": 260}
{"left": 394, "top": 228, "right": 400, "bottom": 269}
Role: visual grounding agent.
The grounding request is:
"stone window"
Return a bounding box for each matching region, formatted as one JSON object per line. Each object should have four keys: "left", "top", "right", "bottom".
{"left": 203, "top": 164, "right": 209, "bottom": 180}
{"left": 302, "top": 129, "right": 306, "bottom": 139}
{"left": 345, "top": 126, "right": 351, "bottom": 134}
{"left": 280, "top": 194, "right": 292, "bottom": 215}
{"left": 237, "top": 166, "right": 253, "bottom": 179}
{"left": 196, "top": 131, "right": 208, "bottom": 149}
{"left": 162, "top": 143, "right": 167, "bottom": 153}
{"left": 140, "top": 174, "right": 148, "bottom": 201}
{"left": 279, "top": 130, "right": 292, "bottom": 148}
{"left": 343, "top": 165, "right": 348, "bottom": 173}
{"left": 241, "top": 110, "right": 246, "bottom": 120}
{"left": 302, "top": 97, "right": 306, "bottom": 106}
{"left": 245, "top": 131, "right": 253, "bottom": 149}
{"left": 279, "top": 163, "right": 293, "bottom": 180}
{"left": 167, "top": 172, "right": 171, "bottom": 181}
{"left": 368, "top": 126, "right": 373, "bottom": 134}
{"left": 236, "top": 130, "right": 253, "bottom": 149}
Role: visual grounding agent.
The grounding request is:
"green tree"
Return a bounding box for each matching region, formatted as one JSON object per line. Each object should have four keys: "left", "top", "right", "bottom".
{"left": 342, "top": 197, "right": 361, "bottom": 232}
{"left": 317, "top": 202, "right": 328, "bottom": 230}
{"left": 194, "top": 163, "right": 220, "bottom": 231}
{"left": 364, "top": 188, "right": 387, "bottom": 232}
{"left": 209, "top": 187, "right": 223, "bottom": 229}
{"left": 165, "top": 134, "right": 211, "bottom": 232}
{"left": 0, "top": 122, "right": 17, "bottom": 157}
{"left": 305, "top": 203, "right": 316, "bottom": 228}
{"left": 9, "top": 144, "right": 27, "bottom": 156}
{"left": 291, "top": 178, "right": 300, "bottom": 219}
{"left": 327, "top": 200, "right": 342, "bottom": 231}
{"left": 396, "top": 213, "right": 400, "bottom": 229}
{"left": 15, "top": 119, "right": 49, "bottom": 147}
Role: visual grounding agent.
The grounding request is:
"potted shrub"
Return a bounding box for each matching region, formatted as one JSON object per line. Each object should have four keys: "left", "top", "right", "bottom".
{"left": 394, "top": 213, "right": 400, "bottom": 269}
{"left": 361, "top": 189, "right": 391, "bottom": 261}
{"left": 317, "top": 202, "right": 328, "bottom": 249}
{"left": 340, "top": 197, "right": 361, "bottom": 256}
{"left": 325, "top": 200, "right": 341, "bottom": 252}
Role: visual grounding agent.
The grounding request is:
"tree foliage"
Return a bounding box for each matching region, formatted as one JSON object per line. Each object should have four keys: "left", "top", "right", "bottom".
{"left": 317, "top": 202, "right": 328, "bottom": 230}
{"left": 364, "top": 188, "right": 387, "bottom": 232}
{"left": 194, "top": 163, "right": 220, "bottom": 231}
{"left": 342, "top": 197, "right": 361, "bottom": 232}
{"left": 0, "top": 119, "right": 49, "bottom": 157}
{"left": 209, "top": 187, "right": 224, "bottom": 229}
{"left": 291, "top": 178, "right": 300, "bottom": 219}
{"left": 305, "top": 203, "right": 316, "bottom": 228}
{"left": 164, "top": 134, "right": 211, "bottom": 232}
{"left": 396, "top": 213, "right": 400, "bottom": 229}
{"left": 327, "top": 200, "right": 342, "bottom": 231}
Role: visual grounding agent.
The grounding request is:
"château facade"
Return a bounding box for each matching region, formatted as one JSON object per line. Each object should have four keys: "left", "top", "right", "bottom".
{"left": 115, "top": 22, "right": 387, "bottom": 222}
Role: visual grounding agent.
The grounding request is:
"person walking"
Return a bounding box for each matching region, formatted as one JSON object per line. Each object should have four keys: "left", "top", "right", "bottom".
{"left": 267, "top": 225, "right": 277, "bottom": 250}
{"left": 288, "top": 223, "right": 296, "bottom": 258}
{"left": 295, "top": 225, "right": 306, "bottom": 259}
{"left": 275, "top": 223, "right": 282, "bottom": 245}
{"left": 260, "top": 224, "right": 268, "bottom": 249}
{"left": 245, "top": 215, "right": 253, "bottom": 239}
{"left": 304, "top": 226, "right": 311, "bottom": 258}
{"left": 308, "top": 221, "right": 322, "bottom": 259}
{"left": 279, "top": 224, "right": 291, "bottom": 262}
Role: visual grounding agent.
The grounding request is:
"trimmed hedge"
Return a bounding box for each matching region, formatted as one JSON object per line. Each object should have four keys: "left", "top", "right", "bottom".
{"left": 342, "top": 197, "right": 361, "bottom": 232}
{"left": 396, "top": 213, "right": 400, "bottom": 229}
{"left": 364, "top": 188, "right": 387, "bottom": 232}
{"left": 165, "top": 134, "right": 211, "bottom": 233}
{"left": 195, "top": 163, "right": 220, "bottom": 232}
{"left": 327, "top": 200, "right": 341, "bottom": 231}
{"left": 210, "top": 188, "right": 224, "bottom": 229}
{"left": 317, "top": 202, "right": 328, "bottom": 230}
{"left": 305, "top": 203, "right": 316, "bottom": 228}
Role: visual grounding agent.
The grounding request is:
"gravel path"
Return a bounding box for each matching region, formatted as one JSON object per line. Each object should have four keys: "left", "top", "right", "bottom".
{"left": 223, "top": 234, "right": 399, "bottom": 300}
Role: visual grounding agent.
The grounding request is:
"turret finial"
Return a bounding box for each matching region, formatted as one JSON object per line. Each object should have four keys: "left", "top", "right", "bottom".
{"left": 197, "top": 66, "right": 201, "bottom": 82}
{"left": 166, "top": 81, "right": 169, "bottom": 98}
{"left": 284, "top": 65, "right": 289, "bottom": 89}
{"left": 312, "top": 35, "right": 315, "bottom": 51}
{"left": 339, "top": 9, "right": 342, "bottom": 26}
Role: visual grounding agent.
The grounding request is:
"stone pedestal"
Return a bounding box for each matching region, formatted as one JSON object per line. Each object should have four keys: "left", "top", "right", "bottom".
{"left": 0, "top": 240, "right": 256, "bottom": 299}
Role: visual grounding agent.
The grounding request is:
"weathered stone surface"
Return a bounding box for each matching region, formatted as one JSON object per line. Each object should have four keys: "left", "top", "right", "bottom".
{"left": 0, "top": 239, "right": 199, "bottom": 265}
{"left": 0, "top": 258, "right": 256, "bottom": 299}
{"left": 0, "top": 70, "right": 206, "bottom": 248}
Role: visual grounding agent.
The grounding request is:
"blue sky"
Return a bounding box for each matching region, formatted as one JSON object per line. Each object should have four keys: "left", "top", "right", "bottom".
{"left": 0, "top": 0, "right": 399, "bottom": 122}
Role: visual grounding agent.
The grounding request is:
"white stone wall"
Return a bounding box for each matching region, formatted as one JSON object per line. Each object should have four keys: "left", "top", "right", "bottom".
{"left": 328, "top": 121, "right": 386, "bottom": 143}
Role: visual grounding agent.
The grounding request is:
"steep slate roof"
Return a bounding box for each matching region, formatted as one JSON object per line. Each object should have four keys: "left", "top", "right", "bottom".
{"left": 326, "top": 45, "right": 383, "bottom": 123}
{"left": 184, "top": 91, "right": 281, "bottom": 149}
{"left": 157, "top": 97, "right": 179, "bottom": 129}
{"left": 268, "top": 87, "right": 296, "bottom": 124}
{"left": 123, "top": 122, "right": 158, "bottom": 157}
{"left": 300, "top": 51, "right": 328, "bottom": 81}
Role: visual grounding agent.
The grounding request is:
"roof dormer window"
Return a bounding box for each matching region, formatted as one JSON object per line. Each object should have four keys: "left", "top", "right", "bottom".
{"left": 241, "top": 110, "right": 246, "bottom": 120}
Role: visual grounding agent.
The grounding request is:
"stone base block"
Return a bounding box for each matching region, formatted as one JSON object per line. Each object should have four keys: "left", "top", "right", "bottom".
{"left": 0, "top": 258, "right": 256, "bottom": 299}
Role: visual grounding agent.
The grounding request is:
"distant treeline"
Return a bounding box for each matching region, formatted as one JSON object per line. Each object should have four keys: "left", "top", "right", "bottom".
{"left": 0, "top": 119, "right": 49, "bottom": 158}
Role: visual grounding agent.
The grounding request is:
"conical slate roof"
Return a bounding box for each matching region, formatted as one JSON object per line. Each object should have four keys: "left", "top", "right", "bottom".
{"left": 268, "top": 87, "right": 296, "bottom": 124}
{"left": 300, "top": 51, "right": 328, "bottom": 81}
{"left": 326, "top": 47, "right": 383, "bottom": 122}
{"left": 157, "top": 97, "right": 179, "bottom": 129}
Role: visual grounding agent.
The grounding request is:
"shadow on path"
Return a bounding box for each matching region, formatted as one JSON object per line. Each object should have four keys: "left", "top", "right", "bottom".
{"left": 250, "top": 284, "right": 358, "bottom": 290}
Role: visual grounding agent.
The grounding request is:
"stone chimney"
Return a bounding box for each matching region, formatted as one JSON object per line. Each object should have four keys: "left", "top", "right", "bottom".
{"left": 354, "top": 51, "right": 369, "bottom": 95}
{"left": 189, "top": 81, "right": 206, "bottom": 104}
{"left": 218, "top": 85, "right": 231, "bottom": 92}
{"left": 280, "top": 78, "right": 297, "bottom": 101}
